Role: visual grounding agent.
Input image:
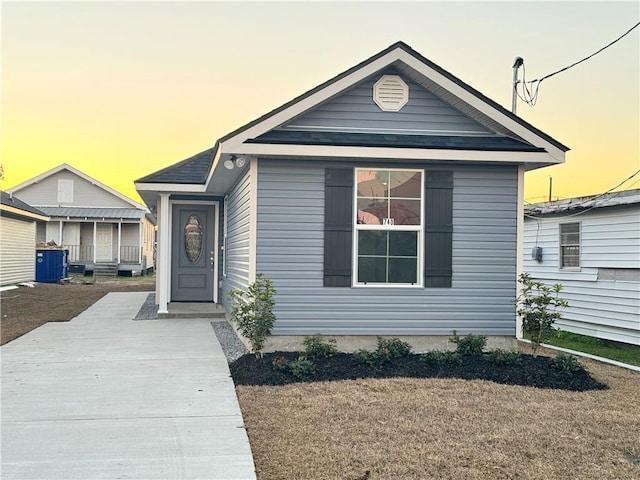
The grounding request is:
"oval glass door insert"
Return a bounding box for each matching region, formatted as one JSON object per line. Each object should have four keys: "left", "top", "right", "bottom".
{"left": 184, "top": 215, "right": 203, "bottom": 263}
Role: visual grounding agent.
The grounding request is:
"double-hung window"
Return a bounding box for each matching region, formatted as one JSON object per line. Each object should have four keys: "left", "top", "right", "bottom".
{"left": 354, "top": 168, "right": 423, "bottom": 286}
{"left": 559, "top": 222, "right": 580, "bottom": 269}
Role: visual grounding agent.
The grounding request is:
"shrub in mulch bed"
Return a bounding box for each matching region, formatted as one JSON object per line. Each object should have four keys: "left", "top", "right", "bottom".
{"left": 230, "top": 352, "right": 608, "bottom": 392}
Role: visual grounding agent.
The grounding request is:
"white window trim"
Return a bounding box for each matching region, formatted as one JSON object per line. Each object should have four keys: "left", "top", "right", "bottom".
{"left": 559, "top": 221, "right": 581, "bottom": 271}
{"left": 352, "top": 167, "right": 424, "bottom": 288}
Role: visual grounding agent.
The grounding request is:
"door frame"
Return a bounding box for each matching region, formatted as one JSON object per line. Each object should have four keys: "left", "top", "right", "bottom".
{"left": 95, "top": 223, "right": 114, "bottom": 262}
{"left": 169, "top": 200, "right": 219, "bottom": 303}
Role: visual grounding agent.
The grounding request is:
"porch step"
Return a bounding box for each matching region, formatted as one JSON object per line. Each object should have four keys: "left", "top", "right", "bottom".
{"left": 93, "top": 263, "right": 118, "bottom": 277}
{"left": 158, "top": 303, "right": 227, "bottom": 319}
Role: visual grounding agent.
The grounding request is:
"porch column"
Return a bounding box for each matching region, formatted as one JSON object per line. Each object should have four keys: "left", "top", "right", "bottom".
{"left": 138, "top": 221, "right": 143, "bottom": 264}
{"left": 117, "top": 222, "right": 122, "bottom": 264}
{"left": 157, "top": 194, "right": 171, "bottom": 314}
{"left": 93, "top": 222, "right": 97, "bottom": 263}
{"left": 515, "top": 164, "right": 525, "bottom": 340}
{"left": 59, "top": 221, "right": 63, "bottom": 246}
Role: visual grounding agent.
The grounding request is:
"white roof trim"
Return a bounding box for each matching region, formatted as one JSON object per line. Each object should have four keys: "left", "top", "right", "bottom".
{"left": 219, "top": 45, "right": 565, "bottom": 163}
{"left": 134, "top": 182, "right": 207, "bottom": 193}
{"left": 0, "top": 204, "right": 50, "bottom": 222}
{"left": 236, "top": 143, "right": 557, "bottom": 166}
{"left": 8, "top": 163, "right": 149, "bottom": 212}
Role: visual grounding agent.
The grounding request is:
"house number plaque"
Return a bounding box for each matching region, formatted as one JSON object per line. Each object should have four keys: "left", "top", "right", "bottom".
{"left": 383, "top": 218, "right": 395, "bottom": 226}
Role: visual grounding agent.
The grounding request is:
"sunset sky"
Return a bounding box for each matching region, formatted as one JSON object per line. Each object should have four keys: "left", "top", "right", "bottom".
{"left": 2, "top": 1, "right": 638, "bottom": 204}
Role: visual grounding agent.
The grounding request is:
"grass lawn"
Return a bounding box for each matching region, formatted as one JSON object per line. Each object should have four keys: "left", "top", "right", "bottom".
{"left": 236, "top": 343, "right": 640, "bottom": 480}
{"left": 542, "top": 331, "right": 640, "bottom": 367}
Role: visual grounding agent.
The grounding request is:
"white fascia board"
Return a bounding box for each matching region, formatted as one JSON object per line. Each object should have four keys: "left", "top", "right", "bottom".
{"left": 0, "top": 205, "right": 50, "bottom": 222}
{"left": 204, "top": 145, "right": 222, "bottom": 189}
{"left": 133, "top": 182, "right": 207, "bottom": 193}
{"left": 396, "top": 51, "right": 566, "bottom": 163}
{"left": 236, "top": 143, "right": 560, "bottom": 165}
{"left": 219, "top": 51, "right": 402, "bottom": 151}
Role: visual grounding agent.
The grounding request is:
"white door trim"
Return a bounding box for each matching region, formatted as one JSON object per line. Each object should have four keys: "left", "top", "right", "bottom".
{"left": 168, "top": 200, "right": 219, "bottom": 303}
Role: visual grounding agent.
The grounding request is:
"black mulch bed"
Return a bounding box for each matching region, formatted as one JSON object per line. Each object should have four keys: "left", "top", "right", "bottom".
{"left": 230, "top": 352, "right": 608, "bottom": 392}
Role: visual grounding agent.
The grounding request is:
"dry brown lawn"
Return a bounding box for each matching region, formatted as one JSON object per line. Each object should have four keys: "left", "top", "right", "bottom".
{"left": 237, "top": 345, "right": 640, "bottom": 480}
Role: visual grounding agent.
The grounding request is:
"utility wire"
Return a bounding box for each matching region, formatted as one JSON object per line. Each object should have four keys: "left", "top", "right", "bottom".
{"left": 518, "top": 21, "right": 640, "bottom": 106}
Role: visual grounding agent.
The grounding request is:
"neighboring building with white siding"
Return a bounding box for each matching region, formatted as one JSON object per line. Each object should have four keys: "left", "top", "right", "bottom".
{"left": 524, "top": 189, "right": 640, "bottom": 346}
{"left": 0, "top": 191, "right": 50, "bottom": 286}
{"left": 8, "top": 164, "right": 156, "bottom": 276}
{"left": 136, "top": 42, "right": 568, "bottom": 349}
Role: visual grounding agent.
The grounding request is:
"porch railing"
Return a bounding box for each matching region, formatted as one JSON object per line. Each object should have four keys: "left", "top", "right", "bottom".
{"left": 67, "top": 245, "right": 94, "bottom": 262}
{"left": 120, "top": 246, "right": 140, "bottom": 263}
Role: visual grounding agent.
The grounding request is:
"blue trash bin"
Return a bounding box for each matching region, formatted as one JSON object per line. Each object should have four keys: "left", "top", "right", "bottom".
{"left": 35, "top": 249, "right": 69, "bottom": 283}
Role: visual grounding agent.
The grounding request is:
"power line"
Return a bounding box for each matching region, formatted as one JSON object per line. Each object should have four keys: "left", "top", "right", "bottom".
{"left": 517, "top": 21, "right": 640, "bottom": 106}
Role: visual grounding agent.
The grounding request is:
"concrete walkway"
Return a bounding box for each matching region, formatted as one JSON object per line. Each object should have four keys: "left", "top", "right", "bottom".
{"left": 1, "top": 292, "right": 256, "bottom": 479}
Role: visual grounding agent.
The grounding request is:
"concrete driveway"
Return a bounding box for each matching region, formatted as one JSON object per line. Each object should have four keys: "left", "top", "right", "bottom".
{"left": 1, "top": 292, "right": 256, "bottom": 479}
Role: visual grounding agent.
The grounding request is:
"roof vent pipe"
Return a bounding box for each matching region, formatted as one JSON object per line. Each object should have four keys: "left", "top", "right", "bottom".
{"left": 512, "top": 57, "right": 524, "bottom": 114}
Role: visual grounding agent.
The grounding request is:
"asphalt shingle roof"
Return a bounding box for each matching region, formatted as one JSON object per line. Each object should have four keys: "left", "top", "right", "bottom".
{"left": 136, "top": 146, "right": 216, "bottom": 185}
{"left": 0, "top": 191, "right": 48, "bottom": 217}
{"left": 248, "top": 130, "right": 544, "bottom": 152}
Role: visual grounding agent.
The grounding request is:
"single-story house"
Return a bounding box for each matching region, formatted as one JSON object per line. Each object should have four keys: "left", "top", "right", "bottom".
{"left": 136, "top": 41, "right": 568, "bottom": 350}
{"left": 8, "top": 164, "right": 156, "bottom": 276}
{"left": 524, "top": 189, "right": 640, "bottom": 346}
{"left": 0, "top": 191, "right": 50, "bottom": 286}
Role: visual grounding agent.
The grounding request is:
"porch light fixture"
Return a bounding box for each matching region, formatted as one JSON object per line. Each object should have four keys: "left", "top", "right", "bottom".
{"left": 223, "top": 155, "right": 247, "bottom": 170}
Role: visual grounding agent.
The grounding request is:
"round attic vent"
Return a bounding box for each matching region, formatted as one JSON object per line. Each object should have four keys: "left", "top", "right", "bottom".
{"left": 373, "top": 75, "right": 409, "bottom": 112}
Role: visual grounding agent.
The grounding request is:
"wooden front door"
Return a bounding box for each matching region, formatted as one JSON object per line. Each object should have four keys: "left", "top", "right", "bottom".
{"left": 171, "top": 204, "right": 216, "bottom": 302}
{"left": 95, "top": 224, "right": 113, "bottom": 261}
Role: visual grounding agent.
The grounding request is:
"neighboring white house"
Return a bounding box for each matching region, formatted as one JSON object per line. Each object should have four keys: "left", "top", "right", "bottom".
{"left": 8, "top": 164, "right": 156, "bottom": 276}
{"left": 524, "top": 189, "right": 640, "bottom": 346}
{"left": 0, "top": 191, "right": 50, "bottom": 286}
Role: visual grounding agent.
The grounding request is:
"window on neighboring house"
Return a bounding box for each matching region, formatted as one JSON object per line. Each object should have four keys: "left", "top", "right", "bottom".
{"left": 559, "top": 222, "right": 580, "bottom": 268}
{"left": 354, "top": 168, "right": 423, "bottom": 286}
{"left": 57, "top": 179, "right": 74, "bottom": 204}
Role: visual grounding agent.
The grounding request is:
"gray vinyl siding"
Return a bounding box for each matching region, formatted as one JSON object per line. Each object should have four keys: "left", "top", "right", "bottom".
{"left": 1, "top": 216, "right": 37, "bottom": 285}
{"left": 12, "top": 171, "right": 132, "bottom": 208}
{"left": 284, "top": 70, "right": 493, "bottom": 135}
{"left": 256, "top": 160, "right": 518, "bottom": 336}
{"left": 221, "top": 169, "right": 252, "bottom": 309}
{"left": 524, "top": 206, "right": 640, "bottom": 345}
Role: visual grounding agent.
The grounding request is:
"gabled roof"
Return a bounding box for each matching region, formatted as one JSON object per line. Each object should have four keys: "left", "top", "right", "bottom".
{"left": 136, "top": 41, "right": 568, "bottom": 199}
{"left": 219, "top": 41, "right": 568, "bottom": 153}
{"left": 9, "top": 163, "right": 149, "bottom": 211}
{"left": 0, "top": 191, "right": 49, "bottom": 221}
{"left": 525, "top": 189, "right": 640, "bottom": 216}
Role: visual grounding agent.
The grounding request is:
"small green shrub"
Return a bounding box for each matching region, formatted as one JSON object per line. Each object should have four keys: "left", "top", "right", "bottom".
{"left": 353, "top": 337, "right": 412, "bottom": 369}
{"left": 550, "top": 353, "right": 584, "bottom": 372}
{"left": 485, "top": 348, "right": 521, "bottom": 365}
{"left": 354, "top": 349, "right": 389, "bottom": 369}
{"left": 421, "top": 350, "right": 463, "bottom": 366}
{"left": 377, "top": 337, "right": 412, "bottom": 358}
{"left": 303, "top": 334, "right": 338, "bottom": 358}
{"left": 516, "top": 272, "right": 569, "bottom": 356}
{"left": 286, "top": 355, "right": 317, "bottom": 379}
{"left": 228, "top": 273, "right": 276, "bottom": 357}
{"left": 449, "top": 330, "right": 487, "bottom": 356}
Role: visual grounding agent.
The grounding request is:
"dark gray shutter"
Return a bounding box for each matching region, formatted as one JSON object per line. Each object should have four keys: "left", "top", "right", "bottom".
{"left": 324, "top": 168, "right": 353, "bottom": 287}
{"left": 425, "top": 170, "right": 453, "bottom": 287}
